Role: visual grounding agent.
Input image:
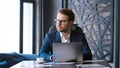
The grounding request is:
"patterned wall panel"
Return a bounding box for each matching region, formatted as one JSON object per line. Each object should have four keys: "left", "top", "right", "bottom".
{"left": 68, "top": 0, "right": 113, "bottom": 61}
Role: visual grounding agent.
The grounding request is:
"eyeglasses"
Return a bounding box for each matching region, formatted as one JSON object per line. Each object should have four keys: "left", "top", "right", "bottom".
{"left": 54, "top": 19, "right": 69, "bottom": 25}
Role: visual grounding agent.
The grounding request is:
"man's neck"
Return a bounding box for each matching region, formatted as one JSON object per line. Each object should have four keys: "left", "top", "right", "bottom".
{"left": 61, "top": 29, "right": 71, "bottom": 39}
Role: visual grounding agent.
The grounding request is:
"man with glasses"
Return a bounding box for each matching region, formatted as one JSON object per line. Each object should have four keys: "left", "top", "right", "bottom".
{"left": 40, "top": 8, "right": 92, "bottom": 62}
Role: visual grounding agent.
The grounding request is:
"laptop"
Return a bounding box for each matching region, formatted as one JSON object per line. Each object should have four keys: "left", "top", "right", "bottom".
{"left": 53, "top": 42, "right": 83, "bottom": 63}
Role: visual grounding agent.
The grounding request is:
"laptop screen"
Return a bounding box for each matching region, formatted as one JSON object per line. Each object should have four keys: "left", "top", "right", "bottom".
{"left": 53, "top": 42, "right": 83, "bottom": 62}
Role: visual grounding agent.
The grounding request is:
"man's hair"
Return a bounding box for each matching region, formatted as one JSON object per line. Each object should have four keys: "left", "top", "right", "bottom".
{"left": 58, "top": 8, "right": 75, "bottom": 21}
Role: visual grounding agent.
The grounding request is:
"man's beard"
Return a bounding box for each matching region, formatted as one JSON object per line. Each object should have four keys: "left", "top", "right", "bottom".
{"left": 57, "top": 28, "right": 69, "bottom": 32}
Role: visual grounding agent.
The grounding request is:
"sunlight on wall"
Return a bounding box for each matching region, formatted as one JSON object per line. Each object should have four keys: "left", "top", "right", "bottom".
{"left": 0, "top": 0, "right": 20, "bottom": 53}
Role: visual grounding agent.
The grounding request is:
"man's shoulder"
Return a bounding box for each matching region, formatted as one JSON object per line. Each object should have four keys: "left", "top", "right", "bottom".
{"left": 71, "top": 30, "right": 83, "bottom": 34}
{"left": 46, "top": 31, "right": 59, "bottom": 36}
{"left": 71, "top": 30, "right": 85, "bottom": 37}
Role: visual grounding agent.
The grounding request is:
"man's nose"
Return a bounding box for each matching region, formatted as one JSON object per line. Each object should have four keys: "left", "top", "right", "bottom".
{"left": 56, "top": 21, "right": 62, "bottom": 25}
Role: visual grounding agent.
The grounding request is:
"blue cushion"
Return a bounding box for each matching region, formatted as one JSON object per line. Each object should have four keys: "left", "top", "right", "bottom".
{"left": 0, "top": 61, "right": 7, "bottom": 65}
{"left": 0, "top": 52, "right": 24, "bottom": 67}
{"left": 0, "top": 52, "right": 38, "bottom": 67}
{"left": 19, "top": 53, "right": 38, "bottom": 60}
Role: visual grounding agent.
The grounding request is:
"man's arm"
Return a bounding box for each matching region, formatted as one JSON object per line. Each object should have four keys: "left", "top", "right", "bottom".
{"left": 81, "top": 33, "right": 92, "bottom": 60}
{"left": 39, "top": 33, "right": 53, "bottom": 62}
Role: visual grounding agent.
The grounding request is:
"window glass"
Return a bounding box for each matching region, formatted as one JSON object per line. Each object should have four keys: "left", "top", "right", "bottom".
{"left": 0, "top": 0, "right": 20, "bottom": 53}
{"left": 23, "top": 3, "right": 33, "bottom": 54}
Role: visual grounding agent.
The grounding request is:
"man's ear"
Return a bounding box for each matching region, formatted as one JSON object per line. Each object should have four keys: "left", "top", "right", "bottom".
{"left": 70, "top": 21, "right": 73, "bottom": 26}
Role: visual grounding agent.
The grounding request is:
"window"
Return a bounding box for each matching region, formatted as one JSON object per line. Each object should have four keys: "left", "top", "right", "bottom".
{"left": 0, "top": 0, "right": 20, "bottom": 53}
{"left": 20, "top": 0, "right": 36, "bottom": 54}
{"left": 23, "top": 3, "right": 33, "bottom": 54}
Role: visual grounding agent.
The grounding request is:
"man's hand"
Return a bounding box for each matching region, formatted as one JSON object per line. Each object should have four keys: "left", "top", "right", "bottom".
{"left": 50, "top": 55, "right": 53, "bottom": 61}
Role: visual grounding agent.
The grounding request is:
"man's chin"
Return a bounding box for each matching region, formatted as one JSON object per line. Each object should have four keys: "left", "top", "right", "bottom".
{"left": 57, "top": 29, "right": 63, "bottom": 32}
{"left": 57, "top": 30, "right": 66, "bottom": 32}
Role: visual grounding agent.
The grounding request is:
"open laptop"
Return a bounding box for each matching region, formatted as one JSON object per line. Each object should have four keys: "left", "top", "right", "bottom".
{"left": 53, "top": 42, "right": 83, "bottom": 63}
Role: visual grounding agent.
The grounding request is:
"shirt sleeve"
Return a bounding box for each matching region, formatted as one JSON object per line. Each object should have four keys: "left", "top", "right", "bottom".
{"left": 39, "top": 33, "right": 52, "bottom": 62}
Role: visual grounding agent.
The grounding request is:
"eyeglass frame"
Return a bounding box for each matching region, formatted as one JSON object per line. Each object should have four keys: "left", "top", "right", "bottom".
{"left": 54, "top": 19, "right": 70, "bottom": 25}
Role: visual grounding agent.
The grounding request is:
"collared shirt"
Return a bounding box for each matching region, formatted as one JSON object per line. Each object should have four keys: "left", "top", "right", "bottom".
{"left": 60, "top": 32, "right": 70, "bottom": 43}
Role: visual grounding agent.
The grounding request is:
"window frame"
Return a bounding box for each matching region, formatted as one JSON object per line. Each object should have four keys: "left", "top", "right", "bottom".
{"left": 114, "top": 0, "right": 119, "bottom": 67}
{"left": 20, "top": 0, "right": 36, "bottom": 53}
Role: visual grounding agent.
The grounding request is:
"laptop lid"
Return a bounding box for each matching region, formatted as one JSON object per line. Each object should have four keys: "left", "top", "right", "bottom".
{"left": 53, "top": 42, "right": 83, "bottom": 62}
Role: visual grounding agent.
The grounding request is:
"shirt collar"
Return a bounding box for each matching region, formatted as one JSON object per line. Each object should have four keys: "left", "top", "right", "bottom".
{"left": 60, "top": 32, "right": 71, "bottom": 43}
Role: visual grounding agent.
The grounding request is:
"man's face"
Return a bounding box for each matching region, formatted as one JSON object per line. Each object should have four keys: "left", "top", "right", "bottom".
{"left": 55, "top": 13, "right": 73, "bottom": 32}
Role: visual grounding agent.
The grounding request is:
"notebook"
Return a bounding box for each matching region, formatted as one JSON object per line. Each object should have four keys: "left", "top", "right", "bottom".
{"left": 53, "top": 42, "right": 83, "bottom": 63}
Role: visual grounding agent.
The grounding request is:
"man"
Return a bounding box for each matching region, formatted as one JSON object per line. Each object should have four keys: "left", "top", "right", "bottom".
{"left": 40, "top": 8, "right": 92, "bottom": 62}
